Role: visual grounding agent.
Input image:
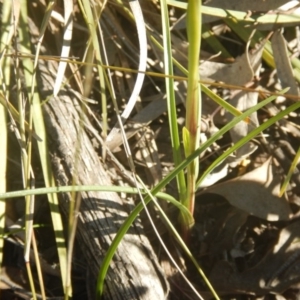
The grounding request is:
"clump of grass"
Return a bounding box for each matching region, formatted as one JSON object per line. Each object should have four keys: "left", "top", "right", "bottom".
{"left": 1, "top": 1, "right": 300, "bottom": 299}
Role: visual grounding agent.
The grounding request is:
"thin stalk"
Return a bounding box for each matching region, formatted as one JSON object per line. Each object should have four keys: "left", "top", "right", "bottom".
{"left": 183, "top": 0, "right": 202, "bottom": 236}
{"left": 25, "top": 261, "right": 37, "bottom": 300}
{"left": 78, "top": 0, "right": 108, "bottom": 139}
{"left": 160, "top": 0, "right": 186, "bottom": 207}
{"left": 0, "top": 0, "right": 13, "bottom": 271}
{"left": 19, "top": 0, "right": 68, "bottom": 295}
{"left": 31, "top": 232, "right": 46, "bottom": 300}
{"left": 96, "top": 90, "right": 290, "bottom": 298}
{"left": 279, "top": 146, "right": 300, "bottom": 197}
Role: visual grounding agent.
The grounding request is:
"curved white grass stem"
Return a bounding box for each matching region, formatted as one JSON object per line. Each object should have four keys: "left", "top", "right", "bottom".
{"left": 106, "top": 0, "right": 147, "bottom": 142}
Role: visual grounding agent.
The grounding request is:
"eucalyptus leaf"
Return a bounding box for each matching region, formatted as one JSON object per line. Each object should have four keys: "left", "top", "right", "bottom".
{"left": 198, "top": 158, "right": 292, "bottom": 221}
{"left": 271, "top": 29, "right": 299, "bottom": 96}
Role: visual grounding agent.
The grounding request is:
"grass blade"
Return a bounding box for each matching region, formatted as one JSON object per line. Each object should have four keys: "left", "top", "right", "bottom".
{"left": 18, "top": 0, "right": 68, "bottom": 295}
{"left": 183, "top": 0, "right": 202, "bottom": 233}
{"left": 160, "top": 0, "right": 186, "bottom": 207}
{"left": 96, "top": 89, "right": 289, "bottom": 299}
{"left": 53, "top": 0, "right": 73, "bottom": 96}
{"left": 0, "top": 0, "right": 12, "bottom": 272}
{"left": 279, "top": 146, "right": 300, "bottom": 197}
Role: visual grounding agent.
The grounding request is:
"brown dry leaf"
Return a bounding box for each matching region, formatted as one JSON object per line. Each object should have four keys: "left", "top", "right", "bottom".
{"left": 225, "top": 44, "right": 264, "bottom": 163}
{"left": 227, "top": 90, "right": 259, "bottom": 164}
{"left": 195, "top": 46, "right": 264, "bottom": 185}
{"left": 199, "top": 51, "right": 254, "bottom": 86}
{"left": 271, "top": 29, "right": 299, "bottom": 97}
{"left": 200, "top": 45, "right": 263, "bottom": 164}
{"left": 199, "top": 158, "right": 292, "bottom": 221}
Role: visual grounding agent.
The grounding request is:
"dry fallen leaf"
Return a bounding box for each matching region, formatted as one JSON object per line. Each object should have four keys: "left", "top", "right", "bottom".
{"left": 271, "top": 29, "right": 299, "bottom": 97}
{"left": 198, "top": 158, "right": 292, "bottom": 221}
{"left": 225, "top": 44, "right": 264, "bottom": 164}
{"left": 200, "top": 44, "right": 264, "bottom": 164}
{"left": 199, "top": 50, "right": 254, "bottom": 86}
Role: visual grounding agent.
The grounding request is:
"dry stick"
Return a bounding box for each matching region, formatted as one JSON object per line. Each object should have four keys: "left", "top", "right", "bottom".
{"left": 5, "top": 52, "right": 300, "bottom": 102}
{"left": 38, "top": 59, "right": 168, "bottom": 299}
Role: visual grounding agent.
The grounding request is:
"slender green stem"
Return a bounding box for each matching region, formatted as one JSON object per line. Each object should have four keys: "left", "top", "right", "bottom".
{"left": 96, "top": 90, "right": 293, "bottom": 298}
{"left": 183, "top": 0, "right": 202, "bottom": 234}
{"left": 160, "top": 0, "right": 186, "bottom": 206}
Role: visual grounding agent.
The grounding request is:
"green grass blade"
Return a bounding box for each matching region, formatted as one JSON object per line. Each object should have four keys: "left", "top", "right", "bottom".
{"left": 18, "top": 1, "right": 68, "bottom": 295}
{"left": 150, "top": 36, "right": 250, "bottom": 121}
{"left": 0, "top": 0, "right": 13, "bottom": 271}
{"left": 226, "top": 17, "right": 300, "bottom": 84}
{"left": 96, "top": 89, "right": 288, "bottom": 298}
{"left": 167, "top": 1, "right": 300, "bottom": 25}
{"left": 160, "top": 0, "right": 186, "bottom": 204}
{"left": 225, "top": 18, "right": 275, "bottom": 69}
{"left": 197, "top": 98, "right": 300, "bottom": 187}
{"left": 0, "top": 92, "right": 289, "bottom": 299}
{"left": 279, "top": 146, "right": 300, "bottom": 197}
{"left": 202, "top": 24, "right": 231, "bottom": 58}
{"left": 183, "top": 0, "right": 202, "bottom": 226}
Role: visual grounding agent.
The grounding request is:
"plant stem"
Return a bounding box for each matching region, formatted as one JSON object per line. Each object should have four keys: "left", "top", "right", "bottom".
{"left": 182, "top": 0, "right": 202, "bottom": 236}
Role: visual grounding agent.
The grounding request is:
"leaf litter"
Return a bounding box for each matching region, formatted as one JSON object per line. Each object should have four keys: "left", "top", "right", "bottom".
{"left": 3, "top": 0, "right": 300, "bottom": 299}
